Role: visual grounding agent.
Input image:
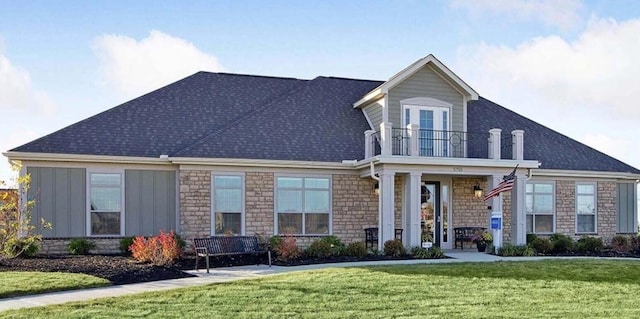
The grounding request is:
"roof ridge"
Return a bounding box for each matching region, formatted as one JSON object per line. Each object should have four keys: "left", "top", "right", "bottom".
{"left": 196, "top": 71, "right": 308, "bottom": 82}
{"left": 171, "top": 79, "right": 316, "bottom": 156}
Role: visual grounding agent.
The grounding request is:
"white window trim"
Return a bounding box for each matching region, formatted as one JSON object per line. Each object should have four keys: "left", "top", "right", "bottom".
{"left": 86, "top": 168, "right": 125, "bottom": 237}
{"left": 273, "top": 173, "right": 333, "bottom": 236}
{"left": 526, "top": 180, "right": 556, "bottom": 235}
{"left": 210, "top": 172, "right": 245, "bottom": 236}
{"left": 575, "top": 182, "right": 597, "bottom": 234}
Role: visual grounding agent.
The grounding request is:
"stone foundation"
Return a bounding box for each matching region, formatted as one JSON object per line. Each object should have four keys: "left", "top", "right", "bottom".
{"left": 40, "top": 238, "right": 122, "bottom": 255}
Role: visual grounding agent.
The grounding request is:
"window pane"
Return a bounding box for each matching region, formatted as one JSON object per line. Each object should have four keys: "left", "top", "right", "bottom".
{"left": 577, "top": 184, "right": 594, "bottom": 194}
{"left": 91, "top": 212, "right": 120, "bottom": 235}
{"left": 214, "top": 176, "right": 242, "bottom": 188}
{"left": 215, "top": 189, "right": 242, "bottom": 212}
{"left": 91, "top": 173, "right": 120, "bottom": 186}
{"left": 214, "top": 212, "right": 241, "bottom": 235}
{"left": 90, "top": 187, "right": 120, "bottom": 211}
{"left": 526, "top": 183, "right": 533, "bottom": 193}
{"left": 577, "top": 215, "right": 595, "bottom": 233}
{"left": 277, "top": 190, "right": 302, "bottom": 212}
{"left": 305, "top": 178, "right": 329, "bottom": 189}
{"left": 278, "top": 213, "right": 302, "bottom": 234}
{"left": 525, "top": 194, "right": 533, "bottom": 214}
{"left": 577, "top": 195, "right": 595, "bottom": 214}
{"left": 277, "top": 177, "right": 302, "bottom": 188}
{"left": 526, "top": 215, "right": 533, "bottom": 233}
{"left": 305, "top": 191, "right": 329, "bottom": 213}
{"left": 534, "top": 184, "right": 553, "bottom": 193}
{"left": 306, "top": 214, "right": 329, "bottom": 234}
{"left": 534, "top": 215, "right": 553, "bottom": 233}
{"left": 533, "top": 194, "right": 553, "bottom": 214}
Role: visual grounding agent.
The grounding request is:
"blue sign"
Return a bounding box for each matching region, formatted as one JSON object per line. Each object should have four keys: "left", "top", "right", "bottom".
{"left": 491, "top": 217, "right": 502, "bottom": 230}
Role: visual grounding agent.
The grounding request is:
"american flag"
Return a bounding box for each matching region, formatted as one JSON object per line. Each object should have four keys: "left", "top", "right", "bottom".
{"left": 483, "top": 165, "right": 518, "bottom": 201}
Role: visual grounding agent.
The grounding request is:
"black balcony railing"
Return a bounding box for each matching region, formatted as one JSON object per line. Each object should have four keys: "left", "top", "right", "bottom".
{"left": 385, "top": 128, "right": 490, "bottom": 158}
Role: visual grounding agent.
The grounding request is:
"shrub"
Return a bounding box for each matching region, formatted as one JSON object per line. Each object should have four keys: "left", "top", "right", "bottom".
{"left": 549, "top": 234, "right": 574, "bottom": 253}
{"left": 526, "top": 233, "right": 538, "bottom": 244}
{"left": 411, "top": 246, "right": 429, "bottom": 259}
{"left": 67, "top": 238, "right": 96, "bottom": 255}
{"left": 130, "top": 230, "right": 182, "bottom": 266}
{"left": 119, "top": 237, "right": 135, "bottom": 255}
{"left": 530, "top": 237, "right": 553, "bottom": 254}
{"left": 611, "top": 235, "right": 631, "bottom": 252}
{"left": 305, "top": 239, "right": 333, "bottom": 258}
{"left": 346, "top": 242, "right": 367, "bottom": 258}
{"left": 304, "top": 236, "right": 346, "bottom": 258}
{"left": 2, "top": 237, "right": 40, "bottom": 258}
{"left": 427, "top": 247, "right": 445, "bottom": 259}
{"left": 575, "top": 236, "right": 604, "bottom": 253}
{"left": 497, "top": 243, "right": 534, "bottom": 257}
{"left": 273, "top": 235, "right": 301, "bottom": 261}
{"left": 383, "top": 239, "right": 405, "bottom": 257}
{"left": 269, "top": 235, "right": 283, "bottom": 251}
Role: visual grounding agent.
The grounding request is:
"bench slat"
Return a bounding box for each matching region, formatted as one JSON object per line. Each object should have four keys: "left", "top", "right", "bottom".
{"left": 193, "top": 236, "right": 271, "bottom": 273}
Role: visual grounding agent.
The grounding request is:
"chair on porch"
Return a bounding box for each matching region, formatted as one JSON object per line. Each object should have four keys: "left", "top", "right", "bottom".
{"left": 364, "top": 228, "right": 403, "bottom": 250}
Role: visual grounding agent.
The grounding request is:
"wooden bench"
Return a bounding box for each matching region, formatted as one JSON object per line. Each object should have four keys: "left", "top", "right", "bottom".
{"left": 364, "top": 227, "right": 404, "bottom": 250}
{"left": 193, "top": 236, "right": 271, "bottom": 273}
{"left": 453, "top": 227, "right": 486, "bottom": 250}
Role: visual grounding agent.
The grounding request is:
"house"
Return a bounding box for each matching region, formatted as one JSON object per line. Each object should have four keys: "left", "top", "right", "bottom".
{"left": 4, "top": 54, "right": 639, "bottom": 254}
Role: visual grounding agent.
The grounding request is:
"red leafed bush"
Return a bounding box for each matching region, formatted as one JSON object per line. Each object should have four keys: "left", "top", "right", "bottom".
{"left": 274, "top": 235, "right": 301, "bottom": 261}
{"left": 130, "top": 230, "right": 181, "bottom": 266}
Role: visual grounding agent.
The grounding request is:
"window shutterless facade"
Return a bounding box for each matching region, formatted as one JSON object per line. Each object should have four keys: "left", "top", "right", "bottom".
{"left": 275, "top": 176, "right": 331, "bottom": 235}
{"left": 212, "top": 174, "right": 244, "bottom": 235}
{"left": 525, "top": 182, "right": 555, "bottom": 234}
{"left": 87, "top": 171, "right": 124, "bottom": 236}
{"left": 576, "top": 183, "right": 597, "bottom": 234}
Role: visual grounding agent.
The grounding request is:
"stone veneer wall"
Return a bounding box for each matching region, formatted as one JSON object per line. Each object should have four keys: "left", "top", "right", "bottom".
{"left": 452, "top": 177, "right": 488, "bottom": 229}
{"left": 394, "top": 175, "right": 403, "bottom": 229}
{"left": 555, "top": 180, "right": 575, "bottom": 235}
{"left": 179, "top": 170, "right": 211, "bottom": 242}
{"left": 502, "top": 192, "right": 511, "bottom": 242}
{"left": 332, "top": 175, "right": 379, "bottom": 244}
{"left": 245, "top": 172, "right": 274, "bottom": 237}
{"left": 597, "top": 181, "right": 617, "bottom": 243}
{"left": 41, "top": 238, "right": 121, "bottom": 255}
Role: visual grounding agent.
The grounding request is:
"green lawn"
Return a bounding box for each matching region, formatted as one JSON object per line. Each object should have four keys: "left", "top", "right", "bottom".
{"left": 0, "top": 272, "right": 110, "bottom": 299}
{"left": 2, "top": 260, "right": 640, "bottom": 318}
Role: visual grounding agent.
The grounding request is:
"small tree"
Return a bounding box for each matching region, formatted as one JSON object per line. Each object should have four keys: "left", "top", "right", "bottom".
{"left": 0, "top": 165, "right": 51, "bottom": 259}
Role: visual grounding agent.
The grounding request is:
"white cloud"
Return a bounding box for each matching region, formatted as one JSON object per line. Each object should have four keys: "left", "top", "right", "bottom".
{"left": 455, "top": 17, "right": 640, "bottom": 170}
{"left": 0, "top": 50, "right": 55, "bottom": 114}
{"left": 93, "top": 30, "right": 225, "bottom": 99}
{"left": 450, "top": 0, "right": 584, "bottom": 30}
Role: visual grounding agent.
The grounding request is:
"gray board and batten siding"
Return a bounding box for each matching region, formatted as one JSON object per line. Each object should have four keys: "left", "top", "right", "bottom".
{"left": 27, "top": 167, "right": 177, "bottom": 238}
{"left": 125, "top": 169, "right": 177, "bottom": 236}
{"left": 387, "top": 66, "right": 464, "bottom": 132}
{"left": 617, "top": 182, "right": 638, "bottom": 233}
{"left": 28, "top": 167, "right": 86, "bottom": 237}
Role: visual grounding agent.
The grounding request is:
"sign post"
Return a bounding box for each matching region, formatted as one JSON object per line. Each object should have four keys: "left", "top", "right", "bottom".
{"left": 491, "top": 211, "right": 503, "bottom": 249}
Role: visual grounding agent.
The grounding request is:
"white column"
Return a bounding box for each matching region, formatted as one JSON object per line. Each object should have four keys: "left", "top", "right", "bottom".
{"left": 364, "top": 130, "right": 375, "bottom": 158}
{"left": 405, "top": 172, "right": 421, "bottom": 247}
{"left": 380, "top": 122, "right": 393, "bottom": 156}
{"left": 489, "top": 175, "right": 503, "bottom": 213}
{"left": 510, "top": 174, "right": 527, "bottom": 245}
{"left": 511, "top": 130, "right": 524, "bottom": 160}
{"left": 488, "top": 128, "right": 502, "bottom": 159}
{"left": 407, "top": 124, "right": 419, "bottom": 157}
{"left": 379, "top": 170, "right": 395, "bottom": 250}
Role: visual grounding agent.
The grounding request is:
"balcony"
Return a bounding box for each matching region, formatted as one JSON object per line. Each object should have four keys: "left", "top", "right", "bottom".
{"left": 364, "top": 124, "right": 524, "bottom": 160}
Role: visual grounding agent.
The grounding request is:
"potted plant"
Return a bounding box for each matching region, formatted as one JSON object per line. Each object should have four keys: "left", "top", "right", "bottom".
{"left": 472, "top": 230, "right": 493, "bottom": 252}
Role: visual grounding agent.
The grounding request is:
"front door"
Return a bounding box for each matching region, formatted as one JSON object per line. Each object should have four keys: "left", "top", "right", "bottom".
{"left": 421, "top": 182, "right": 441, "bottom": 247}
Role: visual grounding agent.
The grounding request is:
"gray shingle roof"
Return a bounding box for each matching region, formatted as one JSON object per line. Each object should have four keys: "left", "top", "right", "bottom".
{"left": 11, "top": 72, "right": 639, "bottom": 174}
{"left": 468, "top": 97, "right": 640, "bottom": 174}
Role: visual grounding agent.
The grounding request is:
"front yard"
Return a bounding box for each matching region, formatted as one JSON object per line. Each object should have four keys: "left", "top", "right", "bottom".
{"left": 0, "top": 272, "right": 109, "bottom": 298}
{"left": 2, "top": 259, "right": 640, "bottom": 318}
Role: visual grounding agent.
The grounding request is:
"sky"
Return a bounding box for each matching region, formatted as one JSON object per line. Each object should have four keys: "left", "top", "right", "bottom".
{"left": 1, "top": 0, "right": 640, "bottom": 188}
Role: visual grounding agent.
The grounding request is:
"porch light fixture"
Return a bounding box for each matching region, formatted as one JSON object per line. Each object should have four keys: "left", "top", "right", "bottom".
{"left": 374, "top": 183, "right": 380, "bottom": 195}
{"left": 473, "top": 184, "right": 483, "bottom": 199}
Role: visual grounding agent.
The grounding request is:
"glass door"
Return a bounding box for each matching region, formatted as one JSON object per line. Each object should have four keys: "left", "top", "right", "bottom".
{"left": 421, "top": 182, "right": 441, "bottom": 247}
{"left": 403, "top": 105, "right": 450, "bottom": 157}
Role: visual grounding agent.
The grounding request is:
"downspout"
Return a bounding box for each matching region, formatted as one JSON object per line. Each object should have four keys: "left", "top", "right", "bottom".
{"left": 370, "top": 161, "right": 382, "bottom": 249}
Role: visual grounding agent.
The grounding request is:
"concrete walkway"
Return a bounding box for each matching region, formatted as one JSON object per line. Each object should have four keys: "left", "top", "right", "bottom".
{"left": 0, "top": 251, "right": 631, "bottom": 312}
